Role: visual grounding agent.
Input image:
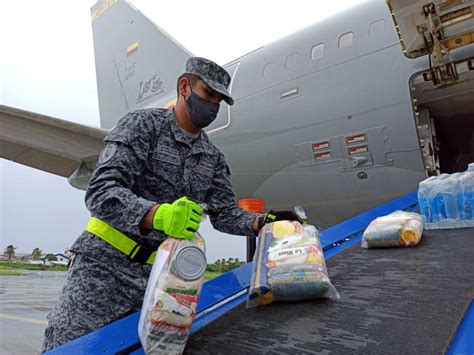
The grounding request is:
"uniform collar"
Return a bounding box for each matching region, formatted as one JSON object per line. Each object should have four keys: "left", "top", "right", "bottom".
{"left": 168, "top": 109, "right": 214, "bottom": 155}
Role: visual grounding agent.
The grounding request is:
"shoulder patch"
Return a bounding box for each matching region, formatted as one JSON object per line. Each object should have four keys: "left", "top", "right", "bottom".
{"left": 98, "top": 143, "right": 117, "bottom": 164}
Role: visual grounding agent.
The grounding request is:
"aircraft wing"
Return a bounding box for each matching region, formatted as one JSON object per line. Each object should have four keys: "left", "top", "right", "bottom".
{"left": 0, "top": 104, "right": 107, "bottom": 189}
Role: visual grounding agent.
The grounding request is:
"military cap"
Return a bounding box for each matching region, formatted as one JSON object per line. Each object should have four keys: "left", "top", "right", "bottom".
{"left": 185, "top": 57, "right": 234, "bottom": 105}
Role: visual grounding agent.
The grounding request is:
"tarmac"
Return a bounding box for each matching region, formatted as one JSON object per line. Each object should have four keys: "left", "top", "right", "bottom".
{"left": 0, "top": 270, "right": 66, "bottom": 354}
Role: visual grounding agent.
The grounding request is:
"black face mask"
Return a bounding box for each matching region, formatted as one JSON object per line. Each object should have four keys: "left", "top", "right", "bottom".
{"left": 185, "top": 90, "right": 220, "bottom": 129}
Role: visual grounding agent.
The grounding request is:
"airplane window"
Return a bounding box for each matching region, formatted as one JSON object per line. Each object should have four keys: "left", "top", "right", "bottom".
{"left": 311, "top": 43, "right": 324, "bottom": 60}
{"left": 262, "top": 62, "right": 275, "bottom": 78}
{"left": 339, "top": 32, "right": 353, "bottom": 49}
{"left": 285, "top": 53, "right": 298, "bottom": 68}
{"left": 370, "top": 20, "right": 385, "bottom": 37}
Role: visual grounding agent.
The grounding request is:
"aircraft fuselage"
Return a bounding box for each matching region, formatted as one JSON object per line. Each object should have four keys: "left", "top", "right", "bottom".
{"left": 207, "top": 1, "right": 474, "bottom": 226}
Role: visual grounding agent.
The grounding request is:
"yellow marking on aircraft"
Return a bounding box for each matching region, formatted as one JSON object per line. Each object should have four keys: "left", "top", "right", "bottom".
{"left": 91, "top": 0, "right": 118, "bottom": 22}
{"left": 164, "top": 98, "right": 177, "bottom": 108}
{"left": 127, "top": 41, "right": 139, "bottom": 55}
{"left": 0, "top": 312, "right": 48, "bottom": 325}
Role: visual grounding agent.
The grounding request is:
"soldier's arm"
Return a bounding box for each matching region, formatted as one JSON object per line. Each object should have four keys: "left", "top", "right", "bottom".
{"left": 205, "top": 152, "right": 260, "bottom": 237}
{"left": 140, "top": 205, "right": 160, "bottom": 230}
{"left": 85, "top": 111, "right": 158, "bottom": 236}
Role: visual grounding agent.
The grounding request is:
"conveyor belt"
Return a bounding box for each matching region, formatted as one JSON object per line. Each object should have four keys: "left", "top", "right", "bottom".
{"left": 185, "top": 228, "right": 474, "bottom": 354}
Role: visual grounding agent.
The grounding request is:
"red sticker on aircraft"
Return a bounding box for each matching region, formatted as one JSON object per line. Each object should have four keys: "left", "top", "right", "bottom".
{"left": 312, "top": 141, "right": 330, "bottom": 150}
{"left": 348, "top": 145, "right": 368, "bottom": 155}
{"left": 314, "top": 151, "right": 332, "bottom": 160}
{"left": 346, "top": 134, "right": 366, "bottom": 144}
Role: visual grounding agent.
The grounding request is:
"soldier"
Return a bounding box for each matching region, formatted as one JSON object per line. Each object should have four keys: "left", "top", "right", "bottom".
{"left": 42, "top": 57, "right": 302, "bottom": 352}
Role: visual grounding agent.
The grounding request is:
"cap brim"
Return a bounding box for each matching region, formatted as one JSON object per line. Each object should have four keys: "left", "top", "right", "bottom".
{"left": 199, "top": 76, "right": 234, "bottom": 106}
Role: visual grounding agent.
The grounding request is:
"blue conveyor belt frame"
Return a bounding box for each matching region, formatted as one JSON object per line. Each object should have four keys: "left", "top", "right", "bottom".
{"left": 45, "top": 192, "right": 474, "bottom": 354}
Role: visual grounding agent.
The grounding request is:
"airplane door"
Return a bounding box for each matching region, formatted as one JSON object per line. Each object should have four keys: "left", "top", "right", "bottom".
{"left": 205, "top": 62, "right": 240, "bottom": 135}
{"left": 388, "top": 0, "right": 474, "bottom": 86}
{"left": 388, "top": 0, "right": 474, "bottom": 58}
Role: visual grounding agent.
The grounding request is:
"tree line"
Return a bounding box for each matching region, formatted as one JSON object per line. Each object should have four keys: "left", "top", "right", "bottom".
{"left": 3, "top": 245, "right": 57, "bottom": 262}
{"left": 3, "top": 245, "right": 245, "bottom": 272}
{"left": 206, "top": 258, "right": 245, "bottom": 273}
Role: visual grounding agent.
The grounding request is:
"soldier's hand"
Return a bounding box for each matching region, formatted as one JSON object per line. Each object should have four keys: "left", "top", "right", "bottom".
{"left": 153, "top": 197, "right": 203, "bottom": 240}
{"left": 258, "top": 209, "right": 304, "bottom": 230}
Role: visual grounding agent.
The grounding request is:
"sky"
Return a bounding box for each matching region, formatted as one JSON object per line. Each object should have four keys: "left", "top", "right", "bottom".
{"left": 0, "top": 0, "right": 364, "bottom": 261}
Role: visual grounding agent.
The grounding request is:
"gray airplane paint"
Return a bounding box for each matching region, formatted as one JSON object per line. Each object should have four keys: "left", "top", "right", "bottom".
{"left": 91, "top": 0, "right": 474, "bottom": 227}
{"left": 91, "top": 0, "right": 192, "bottom": 127}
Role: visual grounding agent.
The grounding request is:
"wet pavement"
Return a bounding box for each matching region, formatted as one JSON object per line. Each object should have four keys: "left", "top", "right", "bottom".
{"left": 0, "top": 271, "right": 66, "bottom": 354}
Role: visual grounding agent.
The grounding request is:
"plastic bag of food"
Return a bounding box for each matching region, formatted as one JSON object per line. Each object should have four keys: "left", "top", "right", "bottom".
{"left": 361, "top": 211, "right": 424, "bottom": 249}
{"left": 247, "top": 221, "right": 339, "bottom": 308}
{"left": 138, "top": 234, "right": 206, "bottom": 354}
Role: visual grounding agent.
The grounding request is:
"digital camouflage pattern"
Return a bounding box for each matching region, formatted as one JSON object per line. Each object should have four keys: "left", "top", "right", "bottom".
{"left": 42, "top": 108, "right": 258, "bottom": 352}
{"left": 185, "top": 57, "right": 234, "bottom": 105}
{"left": 43, "top": 253, "right": 150, "bottom": 352}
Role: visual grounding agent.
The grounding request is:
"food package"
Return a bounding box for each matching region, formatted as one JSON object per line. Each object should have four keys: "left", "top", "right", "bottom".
{"left": 361, "top": 211, "right": 424, "bottom": 249}
{"left": 247, "top": 221, "right": 339, "bottom": 308}
{"left": 138, "top": 234, "right": 206, "bottom": 354}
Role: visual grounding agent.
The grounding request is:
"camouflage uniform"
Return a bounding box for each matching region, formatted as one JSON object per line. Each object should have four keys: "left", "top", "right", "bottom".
{"left": 42, "top": 108, "right": 258, "bottom": 352}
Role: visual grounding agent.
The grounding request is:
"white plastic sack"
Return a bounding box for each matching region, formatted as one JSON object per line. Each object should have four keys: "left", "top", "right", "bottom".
{"left": 361, "top": 211, "right": 424, "bottom": 249}
{"left": 138, "top": 234, "right": 206, "bottom": 354}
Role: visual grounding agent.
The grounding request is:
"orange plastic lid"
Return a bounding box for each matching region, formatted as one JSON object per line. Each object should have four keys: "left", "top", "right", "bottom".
{"left": 238, "top": 198, "right": 265, "bottom": 213}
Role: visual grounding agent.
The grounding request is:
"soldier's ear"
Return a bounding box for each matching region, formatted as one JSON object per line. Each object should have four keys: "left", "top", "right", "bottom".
{"left": 178, "top": 77, "right": 191, "bottom": 99}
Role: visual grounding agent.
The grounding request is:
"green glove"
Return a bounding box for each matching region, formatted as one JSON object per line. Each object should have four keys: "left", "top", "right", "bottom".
{"left": 153, "top": 197, "right": 203, "bottom": 240}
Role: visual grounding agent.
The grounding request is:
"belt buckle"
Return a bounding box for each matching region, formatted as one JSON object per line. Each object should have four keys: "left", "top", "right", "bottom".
{"left": 129, "top": 245, "right": 154, "bottom": 264}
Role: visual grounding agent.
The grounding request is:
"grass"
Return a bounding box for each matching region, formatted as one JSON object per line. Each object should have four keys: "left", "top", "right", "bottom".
{"left": 0, "top": 261, "right": 68, "bottom": 272}
{"left": 0, "top": 262, "right": 227, "bottom": 279}
{"left": 203, "top": 271, "right": 222, "bottom": 280}
{"left": 0, "top": 270, "right": 26, "bottom": 276}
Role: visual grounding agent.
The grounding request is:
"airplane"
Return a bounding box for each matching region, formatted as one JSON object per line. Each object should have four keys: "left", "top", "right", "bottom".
{"left": 1, "top": 0, "right": 474, "bottom": 231}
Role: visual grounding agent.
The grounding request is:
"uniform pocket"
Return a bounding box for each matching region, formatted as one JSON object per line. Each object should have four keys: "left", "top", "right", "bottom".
{"left": 191, "top": 163, "right": 214, "bottom": 201}
{"left": 153, "top": 144, "right": 180, "bottom": 165}
{"left": 152, "top": 145, "right": 181, "bottom": 187}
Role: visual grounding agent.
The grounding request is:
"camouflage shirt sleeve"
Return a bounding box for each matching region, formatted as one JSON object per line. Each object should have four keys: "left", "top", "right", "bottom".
{"left": 85, "top": 111, "right": 157, "bottom": 236}
{"left": 206, "top": 152, "right": 258, "bottom": 237}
